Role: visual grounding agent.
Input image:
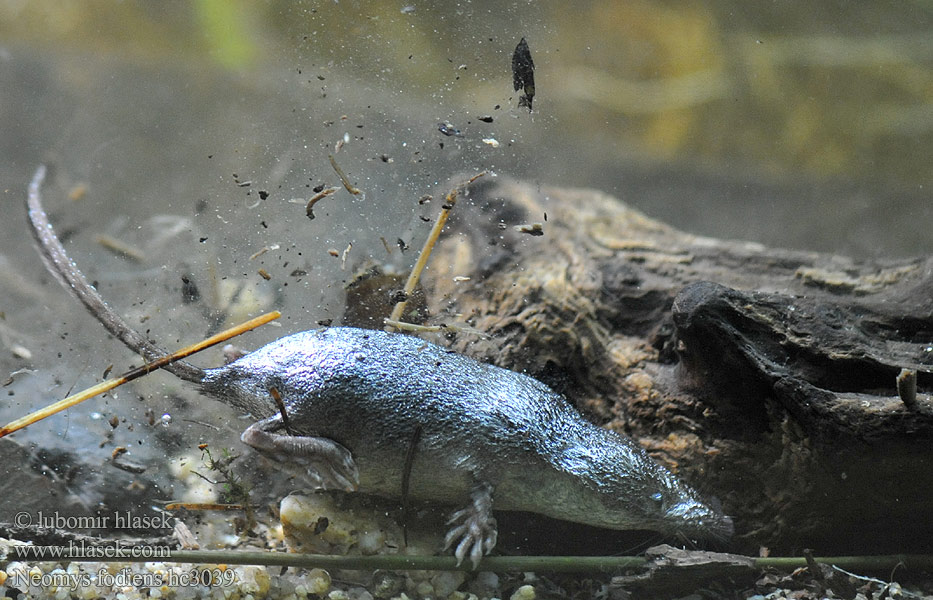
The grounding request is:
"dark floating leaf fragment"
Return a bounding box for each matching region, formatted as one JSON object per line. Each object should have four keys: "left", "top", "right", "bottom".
{"left": 512, "top": 37, "right": 535, "bottom": 111}
{"left": 478, "top": 115, "right": 494, "bottom": 123}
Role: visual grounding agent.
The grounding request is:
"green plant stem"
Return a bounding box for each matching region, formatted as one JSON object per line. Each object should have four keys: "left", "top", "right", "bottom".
{"left": 5, "top": 548, "right": 933, "bottom": 574}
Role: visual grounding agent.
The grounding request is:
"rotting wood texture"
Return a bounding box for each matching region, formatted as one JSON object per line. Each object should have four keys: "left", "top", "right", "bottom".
{"left": 421, "top": 176, "right": 933, "bottom": 554}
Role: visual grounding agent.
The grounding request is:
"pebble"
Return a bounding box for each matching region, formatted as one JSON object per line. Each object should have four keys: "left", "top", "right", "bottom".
{"left": 510, "top": 584, "right": 536, "bottom": 600}
{"left": 431, "top": 570, "right": 466, "bottom": 597}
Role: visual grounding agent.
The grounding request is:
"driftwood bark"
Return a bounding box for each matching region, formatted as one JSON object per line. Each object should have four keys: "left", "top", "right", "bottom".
{"left": 611, "top": 545, "right": 757, "bottom": 597}
{"left": 412, "top": 176, "right": 933, "bottom": 554}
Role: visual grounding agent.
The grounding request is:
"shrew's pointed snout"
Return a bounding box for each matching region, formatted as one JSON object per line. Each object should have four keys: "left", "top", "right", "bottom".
{"left": 665, "top": 498, "right": 734, "bottom": 541}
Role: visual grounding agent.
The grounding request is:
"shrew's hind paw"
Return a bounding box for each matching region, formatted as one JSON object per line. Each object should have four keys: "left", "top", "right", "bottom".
{"left": 241, "top": 418, "right": 359, "bottom": 492}
{"left": 444, "top": 482, "right": 497, "bottom": 569}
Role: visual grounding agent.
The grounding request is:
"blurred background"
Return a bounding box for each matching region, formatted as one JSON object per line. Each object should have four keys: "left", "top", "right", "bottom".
{"left": 0, "top": 1, "right": 930, "bottom": 510}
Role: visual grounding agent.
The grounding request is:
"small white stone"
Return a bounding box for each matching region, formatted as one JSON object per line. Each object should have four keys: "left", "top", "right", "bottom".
{"left": 510, "top": 585, "right": 536, "bottom": 600}
{"left": 307, "top": 568, "right": 331, "bottom": 595}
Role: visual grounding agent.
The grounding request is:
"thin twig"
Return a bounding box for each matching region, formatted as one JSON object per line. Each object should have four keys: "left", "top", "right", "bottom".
{"left": 0, "top": 311, "right": 280, "bottom": 437}
{"left": 386, "top": 172, "right": 486, "bottom": 329}
{"left": 383, "top": 319, "right": 489, "bottom": 337}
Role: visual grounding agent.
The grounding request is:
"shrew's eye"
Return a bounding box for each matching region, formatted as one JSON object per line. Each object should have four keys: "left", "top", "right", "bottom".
{"left": 651, "top": 492, "right": 664, "bottom": 504}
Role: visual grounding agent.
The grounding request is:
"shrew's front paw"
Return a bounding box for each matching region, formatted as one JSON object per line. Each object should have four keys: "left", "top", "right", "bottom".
{"left": 241, "top": 419, "right": 359, "bottom": 492}
{"left": 444, "top": 482, "right": 497, "bottom": 569}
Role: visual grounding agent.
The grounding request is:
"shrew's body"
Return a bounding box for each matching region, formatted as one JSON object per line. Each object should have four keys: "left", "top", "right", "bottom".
{"left": 26, "top": 166, "right": 732, "bottom": 567}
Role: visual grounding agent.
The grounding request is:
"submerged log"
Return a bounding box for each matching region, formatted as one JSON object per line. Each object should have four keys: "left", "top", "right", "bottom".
{"left": 419, "top": 176, "right": 933, "bottom": 554}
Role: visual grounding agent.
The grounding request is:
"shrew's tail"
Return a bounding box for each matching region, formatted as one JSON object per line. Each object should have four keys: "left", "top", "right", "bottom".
{"left": 26, "top": 165, "right": 205, "bottom": 384}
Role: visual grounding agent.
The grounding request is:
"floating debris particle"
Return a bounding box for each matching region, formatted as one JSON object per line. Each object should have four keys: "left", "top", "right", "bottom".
{"left": 112, "top": 456, "right": 147, "bottom": 474}
{"left": 96, "top": 234, "right": 145, "bottom": 262}
{"left": 397, "top": 238, "right": 409, "bottom": 252}
{"left": 478, "top": 115, "right": 494, "bottom": 123}
{"left": 67, "top": 183, "right": 88, "bottom": 201}
{"left": 257, "top": 268, "right": 272, "bottom": 281}
{"left": 438, "top": 122, "right": 462, "bottom": 137}
{"left": 515, "top": 223, "right": 544, "bottom": 236}
{"left": 258, "top": 190, "right": 269, "bottom": 200}
{"left": 10, "top": 345, "right": 32, "bottom": 360}
{"left": 453, "top": 276, "right": 471, "bottom": 282}
{"left": 249, "top": 246, "right": 271, "bottom": 260}
{"left": 329, "top": 154, "right": 362, "bottom": 195}
{"left": 482, "top": 138, "right": 500, "bottom": 148}
{"left": 180, "top": 274, "right": 200, "bottom": 304}
{"left": 341, "top": 243, "right": 352, "bottom": 270}
{"left": 512, "top": 37, "right": 535, "bottom": 111}
{"left": 3, "top": 368, "right": 34, "bottom": 387}
{"left": 305, "top": 186, "right": 338, "bottom": 219}
{"left": 233, "top": 174, "right": 251, "bottom": 187}
{"left": 328, "top": 248, "right": 340, "bottom": 257}
{"left": 418, "top": 194, "right": 432, "bottom": 205}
